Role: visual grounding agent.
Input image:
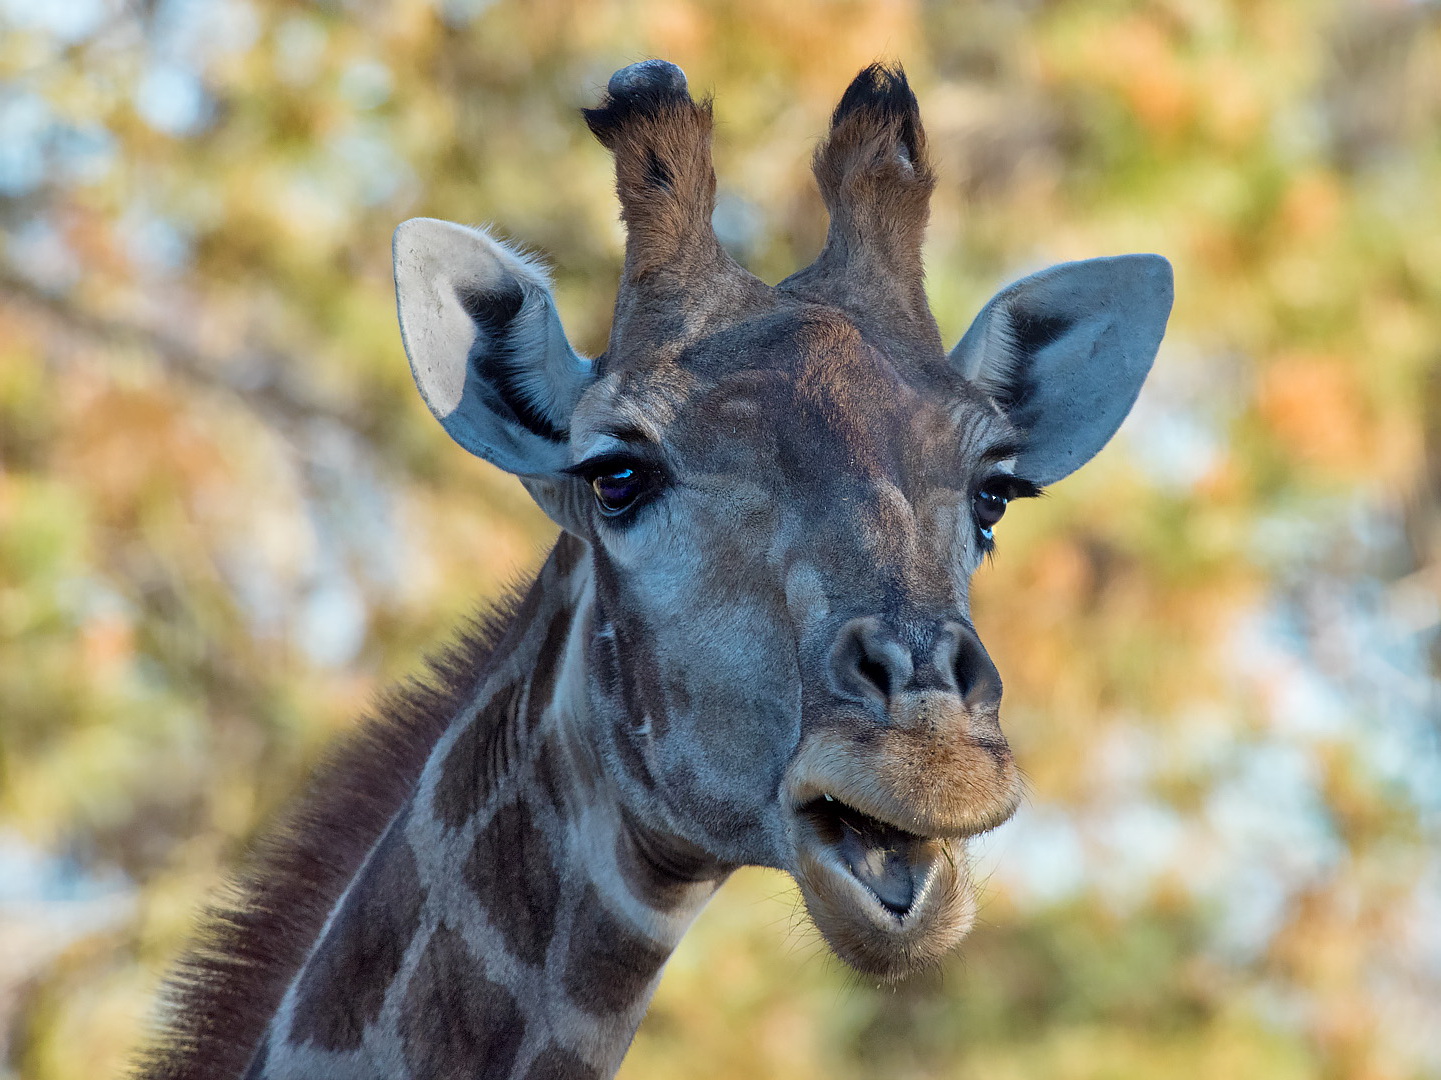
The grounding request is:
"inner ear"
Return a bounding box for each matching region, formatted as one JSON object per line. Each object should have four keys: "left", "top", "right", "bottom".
{"left": 458, "top": 281, "right": 572, "bottom": 445}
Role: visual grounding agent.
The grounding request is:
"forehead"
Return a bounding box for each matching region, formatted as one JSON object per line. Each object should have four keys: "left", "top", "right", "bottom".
{"left": 575, "top": 307, "right": 1013, "bottom": 481}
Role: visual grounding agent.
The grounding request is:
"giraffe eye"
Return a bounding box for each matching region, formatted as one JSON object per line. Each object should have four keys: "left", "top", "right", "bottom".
{"left": 565, "top": 452, "right": 666, "bottom": 522}
{"left": 592, "top": 467, "right": 646, "bottom": 516}
{"left": 970, "top": 473, "right": 1043, "bottom": 545}
{"left": 569, "top": 455, "right": 667, "bottom": 521}
{"left": 973, "top": 484, "right": 1009, "bottom": 540}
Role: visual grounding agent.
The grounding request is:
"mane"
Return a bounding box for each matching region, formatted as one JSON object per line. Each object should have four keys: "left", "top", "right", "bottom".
{"left": 131, "top": 589, "right": 528, "bottom": 1080}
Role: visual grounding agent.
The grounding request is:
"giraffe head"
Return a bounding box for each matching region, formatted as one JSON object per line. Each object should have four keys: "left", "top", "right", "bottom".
{"left": 392, "top": 61, "right": 1172, "bottom": 979}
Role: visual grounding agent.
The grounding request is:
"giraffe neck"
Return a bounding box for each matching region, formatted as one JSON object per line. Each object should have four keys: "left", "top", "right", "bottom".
{"left": 249, "top": 535, "right": 727, "bottom": 1080}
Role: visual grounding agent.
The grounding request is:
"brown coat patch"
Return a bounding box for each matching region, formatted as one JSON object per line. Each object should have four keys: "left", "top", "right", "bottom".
{"left": 465, "top": 797, "right": 561, "bottom": 966}
{"left": 434, "top": 683, "right": 523, "bottom": 831}
{"left": 289, "top": 809, "right": 424, "bottom": 1050}
{"left": 531, "top": 737, "right": 570, "bottom": 811}
{"left": 434, "top": 607, "right": 572, "bottom": 830}
{"left": 615, "top": 810, "right": 724, "bottom": 911}
{"left": 401, "top": 923, "right": 526, "bottom": 1079}
{"left": 562, "top": 885, "right": 670, "bottom": 1015}
{"left": 238, "top": 1038, "right": 266, "bottom": 1079}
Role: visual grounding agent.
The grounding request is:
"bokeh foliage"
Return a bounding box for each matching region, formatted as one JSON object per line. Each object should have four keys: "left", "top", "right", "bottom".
{"left": 1, "top": 0, "right": 1439, "bottom": 1077}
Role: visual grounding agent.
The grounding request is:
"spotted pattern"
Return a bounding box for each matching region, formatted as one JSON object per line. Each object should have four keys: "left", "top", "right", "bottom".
{"left": 400, "top": 923, "right": 526, "bottom": 1079}
{"left": 562, "top": 885, "right": 670, "bottom": 1015}
{"left": 435, "top": 685, "right": 524, "bottom": 831}
{"left": 465, "top": 796, "right": 561, "bottom": 966}
{"left": 434, "top": 610, "right": 573, "bottom": 831}
{"left": 149, "top": 58, "right": 1114, "bottom": 1080}
{"left": 615, "top": 812, "right": 721, "bottom": 911}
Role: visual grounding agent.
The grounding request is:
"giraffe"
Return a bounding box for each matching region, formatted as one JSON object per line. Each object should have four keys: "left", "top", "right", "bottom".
{"left": 136, "top": 60, "right": 1172, "bottom": 1080}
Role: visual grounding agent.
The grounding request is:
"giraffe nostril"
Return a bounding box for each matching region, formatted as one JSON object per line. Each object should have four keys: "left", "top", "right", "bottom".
{"left": 856, "top": 655, "right": 891, "bottom": 699}
{"left": 830, "top": 619, "right": 999, "bottom": 708}
{"left": 950, "top": 624, "right": 1002, "bottom": 707}
{"left": 828, "top": 617, "right": 913, "bottom": 705}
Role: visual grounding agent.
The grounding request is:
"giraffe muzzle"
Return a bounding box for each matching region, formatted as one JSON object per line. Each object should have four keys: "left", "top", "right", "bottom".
{"left": 780, "top": 692, "right": 1022, "bottom": 978}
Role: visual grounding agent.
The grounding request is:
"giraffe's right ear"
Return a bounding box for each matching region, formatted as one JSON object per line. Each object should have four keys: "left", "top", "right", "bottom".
{"left": 393, "top": 217, "right": 593, "bottom": 477}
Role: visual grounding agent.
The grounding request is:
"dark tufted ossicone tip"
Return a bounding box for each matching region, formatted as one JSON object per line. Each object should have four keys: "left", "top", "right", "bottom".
{"left": 607, "top": 59, "right": 688, "bottom": 99}
{"left": 582, "top": 57, "right": 733, "bottom": 289}
{"left": 586, "top": 59, "right": 696, "bottom": 145}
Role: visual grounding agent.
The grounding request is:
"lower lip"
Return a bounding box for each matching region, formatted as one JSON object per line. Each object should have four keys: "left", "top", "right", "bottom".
{"left": 830, "top": 847, "right": 941, "bottom": 923}
{"left": 793, "top": 805, "right": 947, "bottom": 924}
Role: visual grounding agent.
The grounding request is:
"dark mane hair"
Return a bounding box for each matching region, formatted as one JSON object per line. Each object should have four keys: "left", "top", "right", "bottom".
{"left": 131, "top": 597, "right": 523, "bottom": 1080}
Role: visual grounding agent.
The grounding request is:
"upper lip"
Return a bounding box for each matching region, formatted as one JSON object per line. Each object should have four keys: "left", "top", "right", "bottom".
{"left": 782, "top": 718, "right": 1023, "bottom": 845}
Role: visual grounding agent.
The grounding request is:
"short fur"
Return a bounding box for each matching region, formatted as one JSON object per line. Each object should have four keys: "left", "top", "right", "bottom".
{"left": 132, "top": 596, "right": 524, "bottom": 1080}
{"left": 581, "top": 61, "right": 773, "bottom": 371}
{"left": 814, "top": 63, "right": 936, "bottom": 257}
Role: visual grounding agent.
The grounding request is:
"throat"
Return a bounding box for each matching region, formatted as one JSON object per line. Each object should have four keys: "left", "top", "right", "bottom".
{"left": 254, "top": 535, "right": 724, "bottom": 1080}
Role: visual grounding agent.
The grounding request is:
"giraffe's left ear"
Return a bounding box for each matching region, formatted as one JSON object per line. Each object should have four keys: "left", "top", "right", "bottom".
{"left": 951, "top": 254, "right": 1173, "bottom": 486}
{"left": 393, "top": 217, "right": 593, "bottom": 479}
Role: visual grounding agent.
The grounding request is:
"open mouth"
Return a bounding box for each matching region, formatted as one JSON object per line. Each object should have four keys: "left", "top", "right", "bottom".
{"left": 795, "top": 795, "right": 942, "bottom": 919}
{"left": 782, "top": 728, "right": 1019, "bottom": 978}
{"left": 787, "top": 784, "right": 983, "bottom": 979}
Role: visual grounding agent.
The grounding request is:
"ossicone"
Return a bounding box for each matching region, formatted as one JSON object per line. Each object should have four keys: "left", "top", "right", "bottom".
{"left": 780, "top": 62, "right": 942, "bottom": 360}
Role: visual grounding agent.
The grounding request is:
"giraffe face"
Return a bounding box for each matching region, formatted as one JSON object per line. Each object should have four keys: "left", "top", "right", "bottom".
{"left": 570, "top": 305, "right": 1028, "bottom": 977}
{"left": 392, "top": 60, "right": 1172, "bottom": 979}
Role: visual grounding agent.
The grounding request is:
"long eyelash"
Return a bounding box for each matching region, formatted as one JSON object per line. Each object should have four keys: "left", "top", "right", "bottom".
{"left": 974, "top": 475, "right": 1043, "bottom": 560}
{"left": 561, "top": 452, "right": 642, "bottom": 480}
{"left": 992, "top": 476, "right": 1044, "bottom": 501}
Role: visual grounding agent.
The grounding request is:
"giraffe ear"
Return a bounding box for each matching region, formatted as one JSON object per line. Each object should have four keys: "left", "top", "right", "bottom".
{"left": 393, "top": 217, "right": 593, "bottom": 477}
{"left": 950, "top": 254, "right": 1173, "bottom": 486}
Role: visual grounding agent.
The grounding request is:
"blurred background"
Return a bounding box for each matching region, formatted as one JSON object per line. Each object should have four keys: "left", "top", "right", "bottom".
{"left": 1, "top": 0, "right": 1439, "bottom": 1076}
